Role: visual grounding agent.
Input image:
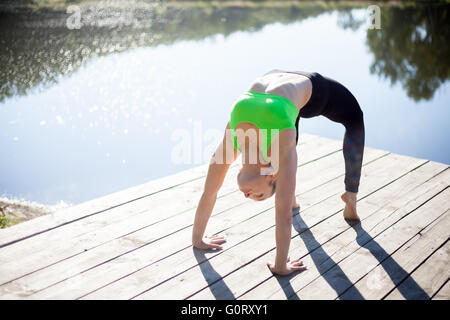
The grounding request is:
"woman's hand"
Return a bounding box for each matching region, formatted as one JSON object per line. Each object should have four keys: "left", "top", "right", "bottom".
{"left": 267, "top": 257, "right": 307, "bottom": 276}
{"left": 193, "top": 235, "right": 226, "bottom": 250}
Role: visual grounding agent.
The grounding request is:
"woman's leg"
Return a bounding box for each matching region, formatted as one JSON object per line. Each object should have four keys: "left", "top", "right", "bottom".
{"left": 341, "top": 111, "right": 365, "bottom": 193}
{"left": 321, "top": 77, "right": 365, "bottom": 220}
{"left": 322, "top": 77, "right": 365, "bottom": 193}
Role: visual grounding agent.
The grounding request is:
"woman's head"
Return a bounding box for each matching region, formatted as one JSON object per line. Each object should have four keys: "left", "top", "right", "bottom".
{"left": 237, "top": 165, "right": 277, "bottom": 201}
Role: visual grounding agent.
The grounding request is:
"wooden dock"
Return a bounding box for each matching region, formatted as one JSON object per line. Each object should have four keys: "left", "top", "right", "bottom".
{"left": 0, "top": 134, "right": 449, "bottom": 300}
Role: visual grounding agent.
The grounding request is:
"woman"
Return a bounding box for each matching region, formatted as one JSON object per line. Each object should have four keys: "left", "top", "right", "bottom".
{"left": 192, "top": 69, "right": 365, "bottom": 276}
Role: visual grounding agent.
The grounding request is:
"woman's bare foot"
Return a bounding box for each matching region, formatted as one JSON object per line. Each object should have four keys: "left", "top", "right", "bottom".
{"left": 341, "top": 192, "right": 360, "bottom": 221}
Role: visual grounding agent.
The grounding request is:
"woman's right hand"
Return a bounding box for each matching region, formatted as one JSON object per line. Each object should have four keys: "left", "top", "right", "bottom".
{"left": 193, "top": 235, "right": 226, "bottom": 250}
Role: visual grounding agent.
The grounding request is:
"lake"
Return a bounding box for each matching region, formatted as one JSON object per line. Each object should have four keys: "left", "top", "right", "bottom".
{"left": 1, "top": 2, "right": 449, "bottom": 206}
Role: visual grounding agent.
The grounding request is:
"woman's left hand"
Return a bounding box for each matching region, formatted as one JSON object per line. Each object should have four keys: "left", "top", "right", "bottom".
{"left": 267, "top": 257, "right": 307, "bottom": 276}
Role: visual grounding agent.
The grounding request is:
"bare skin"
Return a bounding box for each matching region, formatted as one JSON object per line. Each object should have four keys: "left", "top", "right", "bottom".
{"left": 267, "top": 257, "right": 307, "bottom": 275}
{"left": 193, "top": 235, "right": 226, "bottom": 250}
{"left": 192, "top": 71, "right": 361, "bottom": 275}
{"left": 341, "top": 191, "right": 360, "bottom": 221}
{"left": 247, "top": 71, "right": 312, "bottom": 110}
{"left": 292, "top": 194, "right": 300, "bottom": 210}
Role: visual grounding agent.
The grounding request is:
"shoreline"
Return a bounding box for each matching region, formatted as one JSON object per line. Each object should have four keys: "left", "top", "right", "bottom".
{"left": 0, "top": 197, "right": 70, "bottom": 228}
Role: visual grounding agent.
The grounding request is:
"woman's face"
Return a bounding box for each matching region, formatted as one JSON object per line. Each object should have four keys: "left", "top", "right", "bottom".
{"left": 238, "top": 172, "right": 276, "bottom": 201}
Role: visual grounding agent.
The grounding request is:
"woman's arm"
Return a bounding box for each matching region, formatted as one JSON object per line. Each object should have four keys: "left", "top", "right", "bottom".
{"left": 267, "top": 130, "right": 307, "bottom": 275}
{"left": 192, "top": 122, "right": 239, "bottom": 249}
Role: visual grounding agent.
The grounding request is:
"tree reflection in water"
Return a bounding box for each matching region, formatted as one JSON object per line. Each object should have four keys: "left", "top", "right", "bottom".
{"left": 1, "top": 2, "right": 448, "bottom": 103}
{"left": 338, "top": 3, "right": 450, "bottom": 101}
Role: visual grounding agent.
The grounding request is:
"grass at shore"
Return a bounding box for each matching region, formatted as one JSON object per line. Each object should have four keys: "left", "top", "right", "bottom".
{"left": 0, "top": 198, "right": 69, "bottom": 229}
{"left": 3, "top": 0, "right": 435, "bottom": 12}
{"left": 0, "top": 211, "right": 19, "bottom": 228}
{"left": 0, "top": 204, "right": 21, "bottom": 228}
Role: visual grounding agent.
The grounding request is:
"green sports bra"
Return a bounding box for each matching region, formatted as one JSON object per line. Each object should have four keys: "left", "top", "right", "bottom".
{"left": 229, "top": 91, "right": 298, "bottom": 162}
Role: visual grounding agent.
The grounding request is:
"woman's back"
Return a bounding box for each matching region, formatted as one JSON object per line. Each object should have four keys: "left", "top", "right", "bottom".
{"left": 247, "top": 70, "right": 313, "bottom": 112}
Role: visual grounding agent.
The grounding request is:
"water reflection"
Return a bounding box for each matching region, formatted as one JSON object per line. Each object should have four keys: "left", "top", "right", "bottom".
{"left": 0, "top": 2, "right": 449, "bottom": 206}
{"left": 2, "top": 3, "right": 449, "bottom": 103}
{"left": 0, "top": 3, "right": 332, "bottom": 102}
{"left": 338, "top": 3, "right": 450, "bottom": 101}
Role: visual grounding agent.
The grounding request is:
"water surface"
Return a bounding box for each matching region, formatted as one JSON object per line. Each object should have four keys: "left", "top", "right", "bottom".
{"left": 1, "top": 3, "right": 449, "bottom": 205}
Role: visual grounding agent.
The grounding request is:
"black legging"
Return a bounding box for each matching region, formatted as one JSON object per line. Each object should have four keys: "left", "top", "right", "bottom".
{"left": 321, "top": 77, "right": 365, "bottom": 193}
{"left": 265, "top": 69, "right": 365, "bottom": 193}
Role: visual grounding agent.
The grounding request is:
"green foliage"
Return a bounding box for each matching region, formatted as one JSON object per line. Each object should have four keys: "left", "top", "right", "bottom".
{"left": 366, "top": 3, "right": 450, "bottom": 101}
{"left": 0, "top": 213, "right": 7, "bottom": 228}
{"left": 0, "top": 208, "right": 18, "bottom": 228}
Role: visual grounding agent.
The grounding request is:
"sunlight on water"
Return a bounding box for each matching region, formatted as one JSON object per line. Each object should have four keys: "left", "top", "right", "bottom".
{"left": 0, "top": 5, "right": 449, "bottom": 206}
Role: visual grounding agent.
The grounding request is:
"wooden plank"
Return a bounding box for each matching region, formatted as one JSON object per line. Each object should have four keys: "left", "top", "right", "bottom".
{"left": 382, "top": 238, "right": 450, "bottom": 300}
{"left": 0, "top": 134, "right": 318, "bottom": 249}
{"left": 238, "top": 166, "right": 450, "bottom": 300}
{"left": 0, "top": 161, "right": 209, "bottom": 247}
{"left": 75, "top": 149, "right": 390, "bottom": 300}
{"left": 1, "top": 135, "right": 445, "bottom": 300}
{"left": 129, "top": 154, "right": 427, "bottom": 300}
{"left": 192, "top": 164, "right": 449, "bottom": 300}
{"left": 291, "top": 188, "right": 450, "bottom": 299}
{"left": 0, "top": 139, "right": 371, "bottom": 298}
{"left": 22, "top": 148, "right": 386, "bottom": 299}
{"left": 431, "top": 279, "right": 450, "bottom": 300}
{"left": 77, "top": 149, "right": 390, "bottom": 300}
{"left": 339, "top": 211, "right": 450, "bottom": 300}
{"left": 0, "top": 135, "right": 340, "bottom": 278}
